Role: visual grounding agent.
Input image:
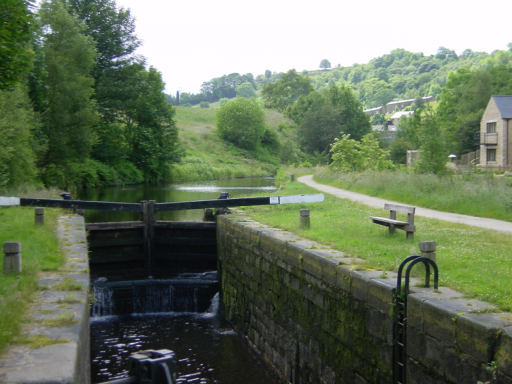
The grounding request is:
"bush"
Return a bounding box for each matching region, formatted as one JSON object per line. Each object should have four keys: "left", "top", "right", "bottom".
{"left": 199, "top": 101, "right": 210, "bottom": 108}
{"left": 216, "top": 97, "right": 266, "bottom": 150}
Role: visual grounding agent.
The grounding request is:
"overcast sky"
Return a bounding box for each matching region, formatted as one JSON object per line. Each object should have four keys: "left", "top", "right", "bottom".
{"left": 114, "top": 0, "right": 512, "bottom": 95}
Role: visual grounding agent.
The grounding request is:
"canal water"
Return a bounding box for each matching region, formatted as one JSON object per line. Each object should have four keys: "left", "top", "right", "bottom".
{"left": 85, "top": 178, "right": 283, "bottom": 384}
{"left": 78, "top": 177, "right": 276, "bottom": 222}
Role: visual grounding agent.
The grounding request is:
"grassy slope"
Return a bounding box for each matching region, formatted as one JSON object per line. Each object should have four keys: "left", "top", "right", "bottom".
{"left": 243, "top": 181, "right": 512, "bottom": 312}
{"left": 173, "top": 104, "right": 289, "bottom": 181}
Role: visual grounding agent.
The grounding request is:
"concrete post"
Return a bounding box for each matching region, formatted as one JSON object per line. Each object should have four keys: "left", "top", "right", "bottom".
{"left": 300, "top": 209, "right": 310, "bottom": 229}
{"left": 35, "top": 207, "right": 45, "bottom": 226}
{"left": 419, "top": 241, "right": 436, "bottom": 263}
{"left": 4, "top": 242, "right": 22, "bottom": 274}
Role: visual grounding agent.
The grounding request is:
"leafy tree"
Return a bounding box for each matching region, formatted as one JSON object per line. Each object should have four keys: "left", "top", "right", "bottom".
{"left": 125, "top": 67, "right": 180, "bottom": 182}
{"left": 290, "top": 85, "right": 371, "bottom": 154}
{"left": 216, "top": 98, "right": 265, "bottom": 150}
{"left": 415, "top": 106, "right": 447, "bottom": 174}
{"left": 39, "top": 0, "right": 98, "bottom": 165}
{"left": 320, "top": 59, "right": 331, "bottom": 70}
{"left": 0, "top": 86, "right": 38, "bottom": 188}
{"left": 330, "top": 133, "right": 394, "bottom": 172}
{"left": 0, "top": 0, "right": 34, "bottom": 89}
{"left": 235, "top": 81, "right": 256, "bottom": 98}
{"left": 68, "top": 0, "right": 139, "bottom": 74}
{"left": 262, "top": 69, "right": 313, "bottom": 111}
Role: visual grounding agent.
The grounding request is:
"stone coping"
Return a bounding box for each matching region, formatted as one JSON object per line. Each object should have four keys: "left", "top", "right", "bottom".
{"left": 0, "top": 215, "right": 90, "bottom": 384}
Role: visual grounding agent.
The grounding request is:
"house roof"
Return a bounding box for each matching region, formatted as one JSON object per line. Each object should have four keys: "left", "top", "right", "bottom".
{"left": 492, "top": 95, "right": 512, "bottom": 119}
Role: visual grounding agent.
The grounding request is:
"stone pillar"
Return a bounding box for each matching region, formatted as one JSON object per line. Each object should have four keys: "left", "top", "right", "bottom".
{"left": 4, "top": 242, "right": 22, "bottom": 274}
{"left": 35, "top": 207, "right": 45, "bottom": 226}
{"left": 300, "top": 209, "right": 310, "bottom": 229}
{"left": 419, "top": 241, "right": 436, "bottom": 263}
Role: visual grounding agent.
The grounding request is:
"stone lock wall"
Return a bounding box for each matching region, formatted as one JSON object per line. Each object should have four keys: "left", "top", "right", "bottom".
{"left": 217, "top": 214, "right": 512, "bottom": 384}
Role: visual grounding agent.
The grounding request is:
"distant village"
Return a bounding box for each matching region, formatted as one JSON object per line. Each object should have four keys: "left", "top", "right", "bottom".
{"left": 364, "top": 96, "right": 435, "bottom": 138}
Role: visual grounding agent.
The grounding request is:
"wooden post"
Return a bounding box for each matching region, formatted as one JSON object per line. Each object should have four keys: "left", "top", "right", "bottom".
{"left": 290, "top": 174, "right": 295, "bottom": 182}
{"left": 35, "top": 207, "right": 45, "bottom": 226}
{"left": 142, "top": 200, "right": 155, "bottom": 277}
{"left": 4, "top": 242, "right": 22, "bottom": 274}
{"left": 420, "top": 241, "right": 436, "bottom": 263}
{"left": 300, "top": 209, "right": 310, "bottom": 229}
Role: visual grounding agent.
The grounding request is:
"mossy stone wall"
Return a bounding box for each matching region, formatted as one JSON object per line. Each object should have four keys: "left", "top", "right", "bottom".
{"left": 217, "top": 214, "right": 512, "bottom": 384}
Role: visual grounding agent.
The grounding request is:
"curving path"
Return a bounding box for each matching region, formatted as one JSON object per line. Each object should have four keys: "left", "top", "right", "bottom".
{"left": 298, "top": 174, "right": 512, "bottom": 233}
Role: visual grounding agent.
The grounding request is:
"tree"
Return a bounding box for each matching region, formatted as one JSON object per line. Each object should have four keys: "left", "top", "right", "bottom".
{"left": 0, "top": 86, "right": 38, "bottom": 188}
{"left": 68, "top": 0, "right": 139, "bottom": 74}
{"left": 290, "top": 85, "right": 371, "bottom": 154}
{"left": 415, "top": 107, "right": 447, "bottom": 174}
{"left": 320, "top": 59, "right": 331, "bottom": 70}
{"left": 216, "top": 98, "right": 265, "bottom": 150}
{"left": 125, "top": 67, "right": 180, "bottom": 182}
{"left": 235, "top": 81, "right": 256, "bottom": 98}
{"left": 262, "top": 69, "right": 313, "bottom": 111}
{"left": 0, "top": 0, "right": 34, "bottom": 89}
{"left": 330, "top": 133, "right": 394, "bottom": 172}
{"left": 39, "top": 0, "right": 98, "bottom": 165}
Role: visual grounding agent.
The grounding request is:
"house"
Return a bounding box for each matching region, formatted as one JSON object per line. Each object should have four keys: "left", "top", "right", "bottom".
{"left": 479, "top": 95, "right": 512, "bottom": 169}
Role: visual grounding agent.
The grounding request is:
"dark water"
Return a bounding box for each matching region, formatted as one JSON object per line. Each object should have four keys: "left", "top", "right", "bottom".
{"left": 78, "top": 177, "right": 276, "bottom": 222}
{"left": 88, "top": 177, "right": 281, "bottom": 384}
{"left": 90, "top": 312, "right": 282, "bottom": 384}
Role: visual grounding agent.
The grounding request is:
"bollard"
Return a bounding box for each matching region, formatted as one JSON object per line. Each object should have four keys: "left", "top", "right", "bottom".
{"left": 203, "top": 208, "right": 215, "bottom": 222}
{"left": 299, "top": 209, "right": 310, "bottom": 229}
{"left": 419, "top": 241, "right": 436, "bottom": 263}
{"left": 3, "top": 242, "right": 22, "bottom": 274}
{"left": 35, "top": 207, "right": 45, "bottom": 226}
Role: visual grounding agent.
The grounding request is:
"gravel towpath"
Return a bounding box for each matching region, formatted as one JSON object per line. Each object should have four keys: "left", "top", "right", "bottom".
{"left": 298, "top": 174, "right": 512, "bottom": 233}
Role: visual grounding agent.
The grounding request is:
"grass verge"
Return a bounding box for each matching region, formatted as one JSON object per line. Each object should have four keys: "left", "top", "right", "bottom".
{"left": 0, "top": 206, "right": 65, "bottom": 355}
{"left": 242, "top": 181, "right": 512, "bottom": 312}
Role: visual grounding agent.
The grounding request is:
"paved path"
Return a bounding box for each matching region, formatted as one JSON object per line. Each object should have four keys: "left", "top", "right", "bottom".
{"left": 298, "top": 174, "right": 512, "bottom": 233}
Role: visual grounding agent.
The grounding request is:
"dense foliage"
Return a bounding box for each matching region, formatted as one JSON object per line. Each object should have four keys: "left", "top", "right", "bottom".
{"left": 216, "top": 98, "right": 266, "bottom": 150}
{"left": 288, "top": 85, "right": 371, "bottom": 155}
{"left": 0, "top": 0, "right": 181, "bottom": 190}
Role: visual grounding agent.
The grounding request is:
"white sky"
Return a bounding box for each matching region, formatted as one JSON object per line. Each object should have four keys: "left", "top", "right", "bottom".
{"left": 114, "top": 0, "right": 512, "bottom": 95}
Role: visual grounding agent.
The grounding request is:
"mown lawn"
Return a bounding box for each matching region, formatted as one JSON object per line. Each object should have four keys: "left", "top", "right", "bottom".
{"left": 0, "top": 207, "right": 65, "bottom": 354}
{"left": 242, "top": 181, "right": 512, "bottom": 312}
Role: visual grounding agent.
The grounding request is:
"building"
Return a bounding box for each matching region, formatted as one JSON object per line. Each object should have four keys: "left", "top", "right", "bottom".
{"left": 479, "top": 95, "right": 512, "bottom": 169}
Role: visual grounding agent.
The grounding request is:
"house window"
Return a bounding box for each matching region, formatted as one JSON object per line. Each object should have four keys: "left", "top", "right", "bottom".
{"left": 487, "top": 148, "right": 496, "bottom": 162}
{"left": 487, "top": 122, "right": 497, "bottom": 133}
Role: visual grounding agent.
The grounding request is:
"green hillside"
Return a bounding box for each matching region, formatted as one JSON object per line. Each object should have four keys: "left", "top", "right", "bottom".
{"left": 172, "top": 104, "right": 293, "bottom": 181}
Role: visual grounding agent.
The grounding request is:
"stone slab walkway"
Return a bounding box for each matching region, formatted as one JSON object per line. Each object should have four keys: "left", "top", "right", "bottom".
{"left": 298, "top": 174, "right": 512, "bottom": 233}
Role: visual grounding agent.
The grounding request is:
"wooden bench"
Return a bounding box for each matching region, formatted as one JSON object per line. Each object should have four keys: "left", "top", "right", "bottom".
{"left": 370, "top": 203, "right": 416, "bottom": 239}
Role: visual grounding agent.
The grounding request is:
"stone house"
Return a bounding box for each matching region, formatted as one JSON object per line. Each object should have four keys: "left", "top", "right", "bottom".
{"left": 479, "top": 95, "right": 512, "bottom": 169}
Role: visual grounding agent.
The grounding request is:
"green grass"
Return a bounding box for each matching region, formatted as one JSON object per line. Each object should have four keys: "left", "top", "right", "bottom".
{"left": 173, "top": 105, "right": 280, "bottom": 181}
{"left": 0, "top": 206, "right": 65, "bottom": 354}
{"left": 242, "top": 181, "right": 512, "bottom": 312}
{"left": 314, "top": 168, "right": 512, "bottom": 222}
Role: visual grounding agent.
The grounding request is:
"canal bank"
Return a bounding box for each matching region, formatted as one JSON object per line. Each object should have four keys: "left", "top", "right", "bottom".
{"left": 0, "top": 215, "right": 90, "bottom": 384}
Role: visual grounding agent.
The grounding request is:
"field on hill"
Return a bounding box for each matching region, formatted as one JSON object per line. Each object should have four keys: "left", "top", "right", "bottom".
{"left": 172, "top": 104, "right": 291, "bottom": 181}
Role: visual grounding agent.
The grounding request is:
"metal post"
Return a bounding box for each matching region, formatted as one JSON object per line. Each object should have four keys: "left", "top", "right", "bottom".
{"left": 143, "top": 200, "right": 155, "bottom": 277}
{"left": 300, "top": 209, "right": 310, "bottom": 229}
{"left": 419, "top": 241, "right": 436, "bottom": 263}
{"left": 35, "top": 207, "right": 45, "bottom": 226}
{"left": 3, "top": 242, "right": 22, "bottom": 274}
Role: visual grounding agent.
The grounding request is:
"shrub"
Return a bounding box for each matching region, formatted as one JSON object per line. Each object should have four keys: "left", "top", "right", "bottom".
{"left": 216, "top": 97, "right": 266, "bottom": 150}
{"left": 199, "top": 101, "right": 210, "bottom": 108}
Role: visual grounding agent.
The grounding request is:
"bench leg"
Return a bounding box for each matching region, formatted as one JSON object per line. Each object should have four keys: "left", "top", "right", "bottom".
{"left": 389, "top": 224, "right": 396, "bottom": 234}
{"left": 406, "top": 231, "right": 414, "bottom": 240}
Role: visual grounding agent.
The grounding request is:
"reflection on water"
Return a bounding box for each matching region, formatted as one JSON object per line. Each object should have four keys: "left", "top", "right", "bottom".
{"left": 90, "top": 314, "right": 282, "bottom": 384}
{"left": 78, "top": 177, "right": 276, "bottom": 222}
